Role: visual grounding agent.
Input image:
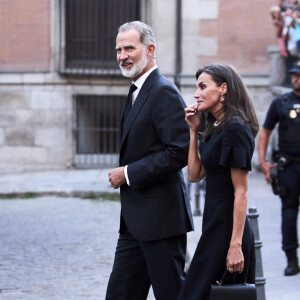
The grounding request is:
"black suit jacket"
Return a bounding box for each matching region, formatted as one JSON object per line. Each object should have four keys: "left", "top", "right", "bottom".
{"left": 119, "top": 68, "right": 194, "bottom": 241}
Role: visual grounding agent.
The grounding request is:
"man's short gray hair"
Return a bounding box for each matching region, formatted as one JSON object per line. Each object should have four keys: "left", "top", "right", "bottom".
{"left": 118, "top": 21, "right": 156, "bottom": 58}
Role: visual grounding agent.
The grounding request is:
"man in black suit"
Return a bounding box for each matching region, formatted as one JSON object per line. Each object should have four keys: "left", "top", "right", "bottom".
{"left": 105, "top": 21, "right": 194, "bottom": 300}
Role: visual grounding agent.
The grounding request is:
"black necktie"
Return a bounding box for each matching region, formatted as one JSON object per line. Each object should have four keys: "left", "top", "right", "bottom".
{"left": 123, "top": 84, "right": 137, "bottom": 123}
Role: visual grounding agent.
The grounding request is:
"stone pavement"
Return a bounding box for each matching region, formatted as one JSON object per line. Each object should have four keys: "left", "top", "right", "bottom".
{"left": 0, "top": 169, "right": 299, "bottom": 299}
{"left": 0, "top": 169, "right": 114, "bottom": 197}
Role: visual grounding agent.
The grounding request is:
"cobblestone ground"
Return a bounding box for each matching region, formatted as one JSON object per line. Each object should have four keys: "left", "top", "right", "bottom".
{"left": 1, "top": 174, "right": 300, "bottom": 300}
{"left": 0, "top": 197, "right": 155, "bottom": 300}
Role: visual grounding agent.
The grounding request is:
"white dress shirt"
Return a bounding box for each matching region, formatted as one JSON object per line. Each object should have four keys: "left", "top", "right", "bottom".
{"left": 124, "top": 65, "right": 157, "bottom": 186}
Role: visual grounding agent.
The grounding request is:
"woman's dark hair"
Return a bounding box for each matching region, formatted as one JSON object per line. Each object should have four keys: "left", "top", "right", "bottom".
{"left": 195, "top": 64, "right": 259, "bottom": 139}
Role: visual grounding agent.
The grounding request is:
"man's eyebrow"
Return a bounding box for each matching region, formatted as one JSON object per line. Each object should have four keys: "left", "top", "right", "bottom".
{"left": 116, "top": 45, "right": 136, "bottom": 49}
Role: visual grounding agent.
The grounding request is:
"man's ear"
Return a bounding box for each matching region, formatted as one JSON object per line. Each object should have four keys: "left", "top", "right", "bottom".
{"left": 147, "top": 44, "right": 155, "bottom": 58}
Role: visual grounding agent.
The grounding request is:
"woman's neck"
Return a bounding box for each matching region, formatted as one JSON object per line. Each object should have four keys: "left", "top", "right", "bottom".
{"left": 212, "top": 111, "right": 224, "bottom": 122}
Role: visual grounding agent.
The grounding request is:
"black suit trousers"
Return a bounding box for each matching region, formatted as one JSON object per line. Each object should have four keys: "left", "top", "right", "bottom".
{"left": 105, "top": 230, "right": 187, "bottom": 300}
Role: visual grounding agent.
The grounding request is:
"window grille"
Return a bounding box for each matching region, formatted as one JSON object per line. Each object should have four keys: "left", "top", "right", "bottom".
{"left": 64, "top": 0, "right": 140, "bottom": 72}
{"left": 73, "top": 95, "right": 126, "bottom": 167}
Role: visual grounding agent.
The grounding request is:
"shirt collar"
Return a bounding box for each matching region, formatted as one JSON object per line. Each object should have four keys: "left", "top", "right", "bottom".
{"left": 132, "top": 65, "right": 157, "bottom": 89}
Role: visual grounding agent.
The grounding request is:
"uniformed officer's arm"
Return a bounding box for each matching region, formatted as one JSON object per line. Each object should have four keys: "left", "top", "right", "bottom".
{"left": 258, "top": 128, "right": 277, "bottom": 183}
{"left": 258, "top": 128, "right": 272, "bottom": 164}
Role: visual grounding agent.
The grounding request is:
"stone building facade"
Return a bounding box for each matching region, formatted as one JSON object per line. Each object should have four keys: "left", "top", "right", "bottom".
{"left": 0, "top": 0, "right": 279, "bottom": 174}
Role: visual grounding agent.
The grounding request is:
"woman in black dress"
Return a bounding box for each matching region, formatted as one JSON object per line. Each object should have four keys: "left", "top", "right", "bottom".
{"left": 178, "top": 64, "right": 259, "bottom": 300}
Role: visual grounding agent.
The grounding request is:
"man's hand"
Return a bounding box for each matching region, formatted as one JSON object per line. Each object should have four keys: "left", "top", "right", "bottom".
{"left": 260, "top": 161, "right": 277, "bottom": 184}
{"left": 108, "top": 167, "right": 126, "bottom": 189}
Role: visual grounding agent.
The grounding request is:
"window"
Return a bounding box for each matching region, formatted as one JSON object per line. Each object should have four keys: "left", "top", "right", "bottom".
{"left": 61, "top": 0, "right": 140, "bottom": 74}
{"left": 73, "top": 95, "right": 126, "bottom": 167}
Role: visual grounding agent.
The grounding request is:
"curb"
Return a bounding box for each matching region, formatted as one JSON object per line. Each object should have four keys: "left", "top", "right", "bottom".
{"left": 0, "top": 190, "right": 120, "bottom": 199}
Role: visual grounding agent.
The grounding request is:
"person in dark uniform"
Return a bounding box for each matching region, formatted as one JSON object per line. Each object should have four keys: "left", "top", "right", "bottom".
{"left": 178, "top": 64, "right": 259, "bottom": 300}
{"left": 258, "top": 61, "right": 300, "bottom": 276}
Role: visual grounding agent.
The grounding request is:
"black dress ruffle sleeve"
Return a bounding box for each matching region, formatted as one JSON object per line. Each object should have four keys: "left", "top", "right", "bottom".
{"left": 219, "top": 121, "right": 254, "bottom": 171}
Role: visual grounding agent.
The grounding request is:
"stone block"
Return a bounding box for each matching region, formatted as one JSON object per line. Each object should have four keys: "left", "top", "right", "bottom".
{"left": 268, "top": 46, "right": 286, "bottom": 86}
{"left": 0, "top": 129, "right": 4, "bottom": 145}
{"left": 47, "top": 110, "right": 68, "bottom": 125}
{"left": 182, "top": 20, "right": 200, "bottom": 37}
{"left": 243, "top": 78, "right": 269, "bottom": 87}
{"left": 152, "top": 0, "right": 176, "bottom": 74}
{"left": 28, "top": 110, "right": 67, "bottom": 126}
{"left": 181, "top": 89, "right": 197, "bottom": 106}
{"left": 48, "top": 147, "right": 69, "bottom": 164}
{"left": 183, "top": 0, "right": 219, "bottom": 20}
{"left": 5, "top": 128, "right": 34, "bottom": 146}
{"left": 0, "top": 74, "right": 23, "bottom": 84}
{"left": 0, "top": 146, "right": 49, "bottom": 164}
{"left": 197, "top": 37, "right": 218, "bottom": 56}
{"left": 22, "top": 73, "right": 46, "bottom": 84}
{"left": 34, "top": 128, "right": 67, "bottom": 147}
{"left": 50, "top": 91, "right": 67, "bottom": 110}
{"left": 15, "top": 109, "right": 33, "bottom": 125}
{"left": 0, "top": 163, "right": 25, "bottom": 175}
{"left": 182, "top": 37, "right": 217, "bottom": 73}
{"left": 182, "top": 38, "right": 199, "bottom": 74}
{"left": 0, "top": 92, "right": 29, "bottom": 110}
{"left": 0, "top": 113, "right": 16, "bottom": 127}
{"left": 28, "top": 111, "right": 48, "bottom": 125}
{"left": 31, "top": 90, "right": 51, "bottom": 110}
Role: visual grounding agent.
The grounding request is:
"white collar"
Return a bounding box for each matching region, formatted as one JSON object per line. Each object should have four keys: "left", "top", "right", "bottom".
{"left": 132, "top": 66, "right": 157, "bottom": 89}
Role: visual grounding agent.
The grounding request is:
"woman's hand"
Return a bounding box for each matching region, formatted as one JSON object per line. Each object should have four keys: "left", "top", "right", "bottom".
{"left": 184, "top": 104, "right": 201, "bottom": 132}
{"left": 226, "top": 244, "right": 244, "bottom": 273}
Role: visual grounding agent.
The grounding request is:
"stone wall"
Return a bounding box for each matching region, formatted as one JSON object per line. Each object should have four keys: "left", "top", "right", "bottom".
{"left": 0, "top": 84, "right": 71, "bottom": 174}
{"left": 0, "top": 74, "right": 131, "bottom": 174}
{"left": 0, "top": 0, "right": 281, "bottom": 174}
{"left": 0, "top": 76, "right": 273, "bottom": 174}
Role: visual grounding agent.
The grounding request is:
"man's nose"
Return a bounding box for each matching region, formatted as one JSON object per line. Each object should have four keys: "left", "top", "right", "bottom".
{"left": 119, "top": 51, "right": 128, "bottom": 61}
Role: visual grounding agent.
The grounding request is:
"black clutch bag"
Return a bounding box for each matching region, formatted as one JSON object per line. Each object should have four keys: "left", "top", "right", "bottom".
{"left": 208, "top": 270, "right": 257, "bottom": 300}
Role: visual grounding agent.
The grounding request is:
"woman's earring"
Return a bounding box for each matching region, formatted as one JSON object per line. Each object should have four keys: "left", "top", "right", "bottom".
{"left": 220, "top": 95, "right": 225, "bottom": 103}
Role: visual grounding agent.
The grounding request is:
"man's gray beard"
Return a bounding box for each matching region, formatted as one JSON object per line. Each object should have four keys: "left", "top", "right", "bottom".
{"left": 119, "top": 52, "right": 148, "bottom": 79}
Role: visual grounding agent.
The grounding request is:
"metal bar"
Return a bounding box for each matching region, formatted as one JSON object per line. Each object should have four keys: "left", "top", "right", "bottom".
{"left": 74, "top": 94, "right": 126, "bottom": 167}
{"left": 95, "top": 97, "right": 100, "bottom": 164}
{"left": 108, "top": 97, "right": 113, "bottom": 155}
{"left": 63, "top": 0, "right": 141, "bottom": 70}
{"left": 87, "top": 0, "right": 92, "bottom": 61}
{"left": 103, "top": 98, "right": 108, "bottom": 155}
{"left": 175, "top": 0, "right": 182, "bottom": 90}
{"left": 94, "top": 0, "right": 99, "bottom": 62}
{"left": 248, "top": 207, "right": 266, "bottom": 300}
{"left": 81, "top": 0, "right": 86, "bottom": 62}
{"left": 193, "top": 182, "right": 202, "bottom": 216}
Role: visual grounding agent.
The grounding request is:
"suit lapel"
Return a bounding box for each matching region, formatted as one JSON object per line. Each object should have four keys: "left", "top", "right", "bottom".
{"left": 120, "top": 69, "right": 160, "bottom": 149}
